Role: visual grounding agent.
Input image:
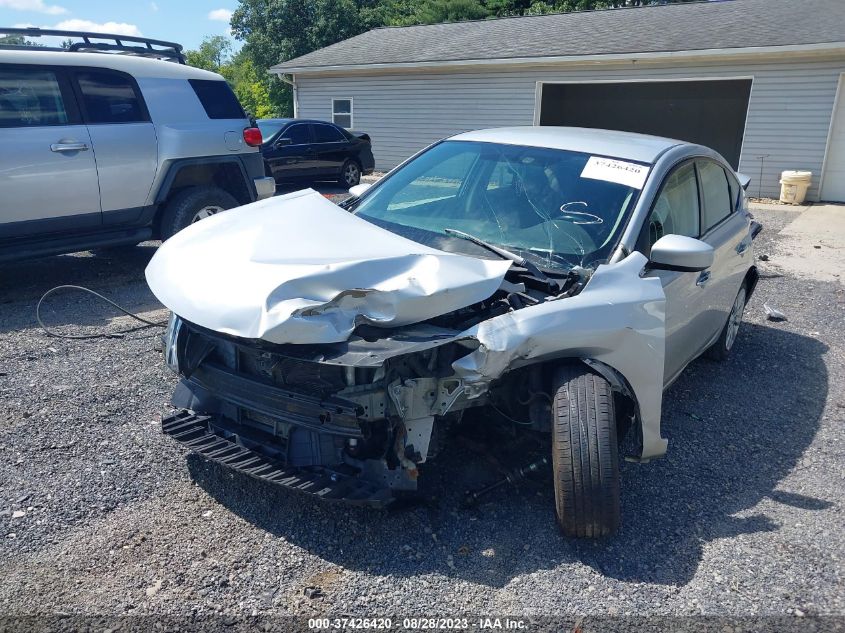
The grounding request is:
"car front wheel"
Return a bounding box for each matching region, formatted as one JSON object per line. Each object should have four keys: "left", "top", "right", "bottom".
{"left": 159, "top": 186, "right": 239, "bottom": 240}
{"left": 551, "top": 364, "right": 621, "bottom": 538}
{"left": 339, "top": 159, "right": 361, "bottom": 187}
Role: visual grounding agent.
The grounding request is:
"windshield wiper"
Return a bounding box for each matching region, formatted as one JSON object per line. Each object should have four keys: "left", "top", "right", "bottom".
{"left": 443, "top": 228, "right": 564, "bottom": 292}
{"left": 443, "top": 228, "right": 526, "bottom": 264}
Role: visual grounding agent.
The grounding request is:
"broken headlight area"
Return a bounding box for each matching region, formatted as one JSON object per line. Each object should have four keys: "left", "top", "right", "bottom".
{"left": 163, "top": 317, "right": 506, "bottom": 504}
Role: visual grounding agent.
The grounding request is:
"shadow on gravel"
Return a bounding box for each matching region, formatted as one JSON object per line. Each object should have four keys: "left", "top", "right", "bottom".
{"left": 0, "top": 244, "right": 161, "bottom": 334}
{"left": 188, "top": 322, "right": 828, "bottom": 590}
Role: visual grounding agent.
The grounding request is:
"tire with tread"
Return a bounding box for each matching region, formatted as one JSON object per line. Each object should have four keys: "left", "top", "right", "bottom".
{"left": 159, "top": 186, "right": 239, "bottom": 240}
{"left": 551, "top": 364, "right": 620, "bottom": 538}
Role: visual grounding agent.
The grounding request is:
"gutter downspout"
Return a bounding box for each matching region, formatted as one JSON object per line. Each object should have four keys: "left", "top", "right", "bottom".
{"left": 278, "top": 73, "right": 298, "bottom": 118}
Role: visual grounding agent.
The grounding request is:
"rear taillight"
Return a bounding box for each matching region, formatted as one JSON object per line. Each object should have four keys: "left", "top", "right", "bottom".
{"left": 243, "top": 127, "right": 262, "bottom": 147}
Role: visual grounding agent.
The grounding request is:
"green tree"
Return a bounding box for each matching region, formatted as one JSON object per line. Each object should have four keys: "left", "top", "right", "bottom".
{"left": 185, "top": 35, "right": 232, "bottom": 72}
{"left": 231, "top": 0, "right": 384, "bottom": 116}
{"left": 398, "top": 0, "right": 489, "bottom": 25}
{"left": 222, "top": 50, "right": 277, "bottom": 119}
{"left": 0, "top": 34, "right": 42, "bottom": 47}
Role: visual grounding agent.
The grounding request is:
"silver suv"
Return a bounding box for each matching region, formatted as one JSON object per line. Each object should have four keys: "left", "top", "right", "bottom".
{"left": 0, "top": 28, "right": 275, "bottom": 262}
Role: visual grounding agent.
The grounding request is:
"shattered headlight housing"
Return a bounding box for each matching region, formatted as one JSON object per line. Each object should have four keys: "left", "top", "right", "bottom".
{"left": 163, "top": 312, "right": 183, "bottom": 373}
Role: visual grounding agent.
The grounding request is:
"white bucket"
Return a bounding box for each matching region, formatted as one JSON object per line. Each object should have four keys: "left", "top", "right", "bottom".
{"left": 779, "top": 170, "right": 812, "bottom": 205}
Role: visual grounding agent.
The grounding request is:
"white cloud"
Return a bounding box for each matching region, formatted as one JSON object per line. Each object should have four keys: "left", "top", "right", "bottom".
{"left": 51, "top": 19, "right": 143, "bottom": 37}
{"left": 150, "top": 1, "right": 158, "bottom": 11}
{"left": 0, "top": 0, "right": 67, "bottom": 15}
{"left": 207, "top": 8, "right": 232, "bottom": 22}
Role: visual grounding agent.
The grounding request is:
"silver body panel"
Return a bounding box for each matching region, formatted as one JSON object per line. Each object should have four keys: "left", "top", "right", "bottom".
{"left": 0, "top": 124, "right": 100, "bottom": 225}
{"left": 87, "top": 122, "right": 158, "bottom": 212}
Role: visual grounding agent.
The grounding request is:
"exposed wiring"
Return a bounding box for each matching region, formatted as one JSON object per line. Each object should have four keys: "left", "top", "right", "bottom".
{"left": 36, "top": 285, "right": 167, "bottom": 340}
{"left": 490, "top": 401, "right": 534, "bottom": 426}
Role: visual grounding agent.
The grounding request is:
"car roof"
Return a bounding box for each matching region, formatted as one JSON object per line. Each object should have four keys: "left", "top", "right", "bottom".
{"left": 448, "top": 126, "right": 684, "bottom": 164}
{"left": 258, "top": 118, "right": 341, "bottom": 126}
{"left": 0, "top": 49, "right": 221, "bottom": 80}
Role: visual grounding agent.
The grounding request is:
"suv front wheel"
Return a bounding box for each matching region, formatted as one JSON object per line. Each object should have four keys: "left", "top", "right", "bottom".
{"left": 159, "top": 186, "right": 239, "bottom": 240}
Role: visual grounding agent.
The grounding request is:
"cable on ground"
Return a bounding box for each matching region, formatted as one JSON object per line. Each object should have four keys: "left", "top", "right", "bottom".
{"left": 36, "top": 284, "right": 167, "bottom": 340}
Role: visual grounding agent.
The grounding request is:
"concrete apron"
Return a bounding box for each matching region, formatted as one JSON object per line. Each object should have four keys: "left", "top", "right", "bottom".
{"left": 752, "top": 202, "right": 845, "bottom": 285}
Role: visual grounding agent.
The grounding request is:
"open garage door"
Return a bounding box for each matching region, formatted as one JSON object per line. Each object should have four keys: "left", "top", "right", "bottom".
{"left": 538, "top": 79, "right": 752, "bottom": 169}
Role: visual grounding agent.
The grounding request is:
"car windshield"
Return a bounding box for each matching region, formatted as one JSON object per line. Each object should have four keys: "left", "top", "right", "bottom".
{"left": 354, "top": 140, "right": 648, "bottom": 270}
{"left": 256, "top": 120, "right": 289, "bottom": 141}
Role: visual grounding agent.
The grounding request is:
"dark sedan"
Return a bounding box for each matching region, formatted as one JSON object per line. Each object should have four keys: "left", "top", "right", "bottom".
{"left": 257, "top": 119, "right": 375, "bottom": 188}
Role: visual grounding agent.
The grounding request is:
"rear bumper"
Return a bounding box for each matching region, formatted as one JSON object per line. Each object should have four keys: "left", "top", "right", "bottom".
{"left": 253, "top": 176, "right": 276, "bottom": 200}
{"left": 162, "top": 409, "right": 394, "bottom": 507}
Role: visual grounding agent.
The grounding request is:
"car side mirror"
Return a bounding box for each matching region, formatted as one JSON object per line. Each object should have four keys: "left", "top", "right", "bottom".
{"left": 348, "top": 183, "right": 372, "bottom": 198}
{"left": 275, "top": 137, "right": 292, "bottom": 147}
{"left": 649, "top": 234, "right": 714, "bottom": 272}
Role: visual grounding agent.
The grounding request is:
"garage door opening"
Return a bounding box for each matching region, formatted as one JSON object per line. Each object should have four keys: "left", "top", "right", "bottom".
{"left": 538, "top": 79, "right": 752, "bottom": 169}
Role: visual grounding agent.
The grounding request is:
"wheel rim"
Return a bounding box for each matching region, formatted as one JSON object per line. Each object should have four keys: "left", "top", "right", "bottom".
{"left": 191, "top": 205, "right": 224, "bottom": 224}
{"left": 725, "top": 287, "right": 747, "bottom": 350}
{"left": 344, "top": 163, "right": 360, "bottom": 186}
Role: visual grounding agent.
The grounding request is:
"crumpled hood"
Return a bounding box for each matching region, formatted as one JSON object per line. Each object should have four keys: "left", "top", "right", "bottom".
{"left": 145, "top": 189, "right": 512, "bottom": 344}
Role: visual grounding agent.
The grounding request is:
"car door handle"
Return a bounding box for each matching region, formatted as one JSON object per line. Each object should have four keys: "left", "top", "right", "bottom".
{"left": 735, "top": 240, "right": 749, "bottom": 255}
{"left": 696, "top": 270, "right": 711, "bottom": 287}
{"left": 51, "top": 142, "right": 89, "bottom": 152}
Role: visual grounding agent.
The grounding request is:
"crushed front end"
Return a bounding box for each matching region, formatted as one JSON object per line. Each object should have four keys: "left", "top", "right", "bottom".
{"left": 162, "top": 314, "right": 491, "bottom": 506}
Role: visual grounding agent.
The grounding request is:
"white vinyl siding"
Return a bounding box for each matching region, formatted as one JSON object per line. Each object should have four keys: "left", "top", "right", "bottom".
{"left": 295, "top": 55, "right": 845, "bottom": 200}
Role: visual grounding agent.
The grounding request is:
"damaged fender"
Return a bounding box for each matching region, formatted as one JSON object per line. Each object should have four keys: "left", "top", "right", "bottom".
{"left": 452, "top": 252, "right": 669, "bottom": 460}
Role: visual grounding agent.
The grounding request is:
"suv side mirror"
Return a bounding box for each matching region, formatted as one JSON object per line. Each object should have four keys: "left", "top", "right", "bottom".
{"left": 348, "top": 183, "right": 372, "bottom": 198}
{"left": 649, "top": 234, "right": 714, "bottom": 272}
{"left": 275, "top": 137, "right": 292, "bottom": 147}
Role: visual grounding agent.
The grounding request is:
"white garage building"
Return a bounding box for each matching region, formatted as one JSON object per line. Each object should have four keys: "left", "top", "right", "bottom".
{"left": 271, "top": 0, "right": 845, "bottom": 201}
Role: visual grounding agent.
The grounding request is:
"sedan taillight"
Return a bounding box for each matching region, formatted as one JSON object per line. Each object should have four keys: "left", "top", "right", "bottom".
{"left": 243, "top": 127, "right": 263, "bottom": 147}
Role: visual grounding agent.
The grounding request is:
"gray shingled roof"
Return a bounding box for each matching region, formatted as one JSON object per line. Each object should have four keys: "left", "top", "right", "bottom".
{"left": 272, "top": 0, "right": 845, "bottom": 72}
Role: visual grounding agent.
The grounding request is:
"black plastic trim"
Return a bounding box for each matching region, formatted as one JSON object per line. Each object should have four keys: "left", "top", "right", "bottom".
{"left": 162, "top": 410, "right": 393, "bottom": 508}
{"left": 0, "top": 226, "right": 152, "bottom": 262}
{"left": 154, "top": 155, "right": 257, "bottom": 204}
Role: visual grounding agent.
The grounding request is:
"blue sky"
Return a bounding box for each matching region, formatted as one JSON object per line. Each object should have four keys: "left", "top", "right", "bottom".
{"left": 1, "top": 0, "right": 238, "bottom": 52}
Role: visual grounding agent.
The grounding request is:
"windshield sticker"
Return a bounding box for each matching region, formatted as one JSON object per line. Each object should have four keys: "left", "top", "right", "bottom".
{"left": 581, "top": 156, "right": 650, "bottom": 190}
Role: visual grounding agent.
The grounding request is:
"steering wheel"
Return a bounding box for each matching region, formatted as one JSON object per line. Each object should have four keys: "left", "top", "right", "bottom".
{"left": 556, "top": 201, "right": 604, "bottom": 225}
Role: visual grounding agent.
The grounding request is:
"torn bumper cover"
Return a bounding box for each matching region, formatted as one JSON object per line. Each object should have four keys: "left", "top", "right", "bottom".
{"left": 147, "top": 191, "right": 669, "bottom": 502}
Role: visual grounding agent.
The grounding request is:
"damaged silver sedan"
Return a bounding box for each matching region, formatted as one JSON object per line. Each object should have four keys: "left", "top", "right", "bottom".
{"left": 147, "top": 127, "right": 760, "bottom": 537}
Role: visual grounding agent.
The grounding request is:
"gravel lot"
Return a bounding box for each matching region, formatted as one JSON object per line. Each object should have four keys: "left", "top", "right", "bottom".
{"left": 0, "top": 200, "right": 843, "bottom": 622}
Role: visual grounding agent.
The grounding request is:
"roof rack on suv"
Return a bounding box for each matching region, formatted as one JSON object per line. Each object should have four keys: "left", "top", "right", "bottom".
{"left": 0, "top": 27, "right": 185, "bottom": 64}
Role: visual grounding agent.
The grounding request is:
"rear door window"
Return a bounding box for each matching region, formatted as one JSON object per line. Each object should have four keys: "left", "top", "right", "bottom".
{"left": 312, "top": 123, "right": 345, "bottom": 143}
{"left": 76, "top": 70, "right": 146, "bottom": 123}
{"left": 188, "top": 79, "right": 245, "bottom": 120}
{"left": 0, "top": 67, "right": 70, "bottom": 127}
{"left": 284, "top": 124, "right": 311, "bottom": 145}
{"left": 697, "top": 159, "right": 733, "bottom": 232}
